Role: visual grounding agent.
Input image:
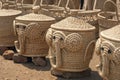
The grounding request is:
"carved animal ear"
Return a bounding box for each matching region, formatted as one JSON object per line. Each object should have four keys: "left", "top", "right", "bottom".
{"left": 101, "top": 41, "right": 115, "bottom": 54}
{"left": 84, "top": 40, "right": 96, "bottom": 62}
{"left": 94, "top": 38, "right": 101, "bottom": 55}
{"left": 113, "top": 47, "right": 120, "bottom": 65}
{"left": 24, "top": 23, "right": 42, "bottom": 39}
{"left": 64, "top": 33, "right": 82, "bottom": 52}
{"left": 46, "top": 28, "right": 53, "bottom": 46}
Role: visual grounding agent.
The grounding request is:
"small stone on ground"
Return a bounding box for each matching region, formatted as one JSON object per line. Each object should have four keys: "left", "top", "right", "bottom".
{"left": 2, "top": 50, "right": 14, "bottom": 60}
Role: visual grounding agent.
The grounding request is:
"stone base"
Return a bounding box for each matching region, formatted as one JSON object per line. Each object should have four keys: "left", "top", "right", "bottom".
{"left": 13, "top": 53, "right": 28, "bottom": 63}
{"left": 32, "top": 57, "right": 47, "bottom": 67}
{"left": 51, "top": 68, "right": 91, "bottom": 79}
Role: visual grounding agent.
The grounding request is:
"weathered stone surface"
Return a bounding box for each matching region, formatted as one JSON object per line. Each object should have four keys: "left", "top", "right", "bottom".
{"left": 32, "top": 57, "right": 47, "bottom": 67}
{"left": 13, "top": 54, "right": 27, "bottom": 63}
{"left": 2, "top": 50, "right": 14, "bottom": 60}
{"left": 51, "top": 68, "right": 91, "bottom": 79}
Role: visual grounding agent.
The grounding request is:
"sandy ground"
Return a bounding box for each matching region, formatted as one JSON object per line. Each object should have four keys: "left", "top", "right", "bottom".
{"left": 0, "top": 52, "right": 102, "bottom": 80}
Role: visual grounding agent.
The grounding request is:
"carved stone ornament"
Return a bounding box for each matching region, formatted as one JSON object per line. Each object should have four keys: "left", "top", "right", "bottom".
{"left": 46, "top": 17, "right": 96, "bottom": 72}
{"left": 95, "top": 25, "right": 120, "bottom": 80}
{"left": 14, "top": 12, "right": 55, "bottom": 57}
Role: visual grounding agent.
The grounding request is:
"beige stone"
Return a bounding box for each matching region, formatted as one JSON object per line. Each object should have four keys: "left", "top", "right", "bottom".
{"left": 46, "top": 17, "right": 96, "bottom": 74}
{"left": 95, "top": 25, "right": 120, "bottom": 80}
{"left": 14, "top": 12, "right": 55, "bottom": 57}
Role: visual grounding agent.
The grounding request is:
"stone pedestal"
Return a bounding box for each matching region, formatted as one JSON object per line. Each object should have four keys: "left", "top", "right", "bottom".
{"left": 13, "top": 54, "right": 28, "bottom": 63}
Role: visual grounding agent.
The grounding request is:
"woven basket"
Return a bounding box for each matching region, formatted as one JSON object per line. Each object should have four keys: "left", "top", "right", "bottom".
{"left": 16, "top": 0, "right": 36, "bottom": 14}
{"left": 95, "top": 25, "right": 120, "bottom": 80}
{"left": 65, "top": 0, "right": 100, "bottom": 38}
{"left": 98, "top": 0, "right": 120, "bottom": 32}
{"left": 14, "top": 12, "right": 55, "bottom": 57}
{"left": 46, "top": 17, "right": 96, "bottom": 72}
{"left": 0, "top": 0, "right": 15, "bottom": 9}
{"left": 40, "top": 0, "right": 71, "bottom": 21}
{"left": 0, "top": 9, "right": 21, "bottom": 47}
{"left": 78, "top": 9, "right": 100, "bottom": 38}
{"left": 92, "top": 0, "right": 116, "bottom": 10}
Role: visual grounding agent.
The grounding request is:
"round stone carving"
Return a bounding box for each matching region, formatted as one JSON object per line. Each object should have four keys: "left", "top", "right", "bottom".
{"left": 65, "top": 33, "right": 82, "bottom": 52}
{"left": 25, "top": 23, "right": 44, "bottom": 40}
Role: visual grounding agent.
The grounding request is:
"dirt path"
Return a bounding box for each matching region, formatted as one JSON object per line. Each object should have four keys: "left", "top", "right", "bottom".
{"left": 0, "top": 53, "right": 102, "bottom": 80}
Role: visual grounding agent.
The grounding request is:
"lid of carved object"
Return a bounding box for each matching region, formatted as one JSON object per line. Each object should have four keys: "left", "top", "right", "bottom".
{"left": 16, "top": 13, "right": 55, "bottom": 22}
{"left": 0, "top": 9, "right": 22, "bottom": 16}
{"left": 101, "top": 25, "right": 120, "bottom": 42}
{"left": 51, "top": 17, "right": 95, "bottom": 31}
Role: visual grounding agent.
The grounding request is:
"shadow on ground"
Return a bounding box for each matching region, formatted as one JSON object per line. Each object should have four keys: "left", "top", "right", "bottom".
{"left": 21, "top": 58, "right": 51, "bottom": 71}
{"left": 56, "top": 71, "right": 102, "bottom": 80}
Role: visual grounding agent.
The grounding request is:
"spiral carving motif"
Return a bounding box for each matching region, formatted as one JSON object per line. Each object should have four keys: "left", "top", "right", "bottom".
{"left": 65, "top": 33, "right": 82, "bottom": 52}
{"left": 113, "top": 47, "right": 120, "bottom": 65}
{"left": 25, "top": 23, "right": 43, "bottom": 39}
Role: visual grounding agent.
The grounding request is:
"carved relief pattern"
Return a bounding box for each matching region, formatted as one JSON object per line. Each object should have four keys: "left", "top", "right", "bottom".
{"left": 52, "top": 31, "right": 66, "bottom": 48}
{"left": 95, "top": 41, "right": 120, "bottom": 80}
{"left": 100, "top": 41, "right": 115, "bottom": 60}
{"left": 25, "top": 23, "right": 44, "bottom": 40}
{"left": 113, "top": 47, "right": 120, "bottom": 65}
{"left": 46, "top": 28, "right": 53, "bottom": 46}
{"left": 64, "top": 33, "right": 82, "bottom": 52}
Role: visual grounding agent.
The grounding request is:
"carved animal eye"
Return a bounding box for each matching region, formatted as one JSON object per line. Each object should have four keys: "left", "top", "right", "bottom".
{"left": 100, "top": 47, "right": 104, "bottom": 51}
{"left": 53, "top": 36, "right": 56, "bottom": 39}
{"left": 23, "top": 26, "right": 26, "bottom": 29}
{"left": 108, "top": 49, "right": 112, "bottom": 54}
{"left": 60, "top": 37, "right": 63, "bottom": 40}
{"left": 16, "top": 25, "right": 19, "bottom": 28}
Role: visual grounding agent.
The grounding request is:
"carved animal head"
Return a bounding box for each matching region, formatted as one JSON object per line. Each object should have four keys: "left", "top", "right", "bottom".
{"left": 52, "top": 31, "right": 65, "bottom": 48}
{"left": 95, "top": 40, "right": 120, "bottom": 79}
{"left": 100, "top": 41, "right": 115, "bottom": 61}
